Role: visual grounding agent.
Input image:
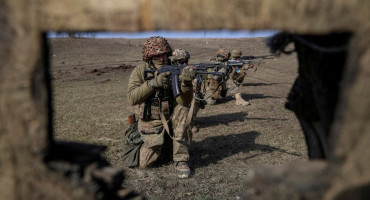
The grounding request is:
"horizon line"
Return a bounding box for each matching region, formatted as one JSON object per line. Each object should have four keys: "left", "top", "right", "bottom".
{"left": 48, "top": 30, "right": 278, "bottom": 39}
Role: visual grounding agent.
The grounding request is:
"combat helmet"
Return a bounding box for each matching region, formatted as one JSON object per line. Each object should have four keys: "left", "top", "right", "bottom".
{"left": 230, "top": 49, "right": 242, "bottom": 59}
{"left": 169, "top": 48, "right": 190, "bottom": 63}
{"left": 142, "top": 36, "right": 172, "bottom": 62}
{"left": 216, "top": 48, "right": 230, "bottom": 61}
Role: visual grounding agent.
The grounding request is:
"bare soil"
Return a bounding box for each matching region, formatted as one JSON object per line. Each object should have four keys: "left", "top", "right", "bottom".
{"left": 49, "top": 37, "right": 307, "bottom": 200}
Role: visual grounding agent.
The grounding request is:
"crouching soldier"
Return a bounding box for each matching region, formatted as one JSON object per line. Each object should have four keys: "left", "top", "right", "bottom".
{"left": 169, "top": 48, "right": 206, "bottom": 134}
{"left": 228, "top": 49, "right": 252, "bottom": 106}
{"left": 206, "top": 48, "right": 230, "bottom": 105}
{"left": 126, "top": 37, "right": 195, "bottom": 179}
{"left": 206, "top": 48, "right": 251, "bottom": 106}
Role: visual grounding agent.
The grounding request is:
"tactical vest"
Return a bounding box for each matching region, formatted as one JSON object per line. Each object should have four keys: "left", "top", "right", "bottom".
{"left": 139, "top": 88, "right": 174, "bottom": 121}
{"left": 139, "top": 67, "right": 175, "bottom": 121}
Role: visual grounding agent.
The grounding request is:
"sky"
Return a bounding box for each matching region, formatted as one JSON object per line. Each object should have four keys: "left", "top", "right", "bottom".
{"left": 47, "top": 30, "right": 277, "bottom": 39}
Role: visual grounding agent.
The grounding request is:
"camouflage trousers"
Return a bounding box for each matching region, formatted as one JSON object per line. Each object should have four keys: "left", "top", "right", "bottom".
{"left": 206, "top": 79, "right": 227, "bottom": 99}
{"left": 206, "top": 78, "right": 241, "bottom": 99}
{"left": 227, "top": 68, "right": 247, "bottom": 96}
{"left": 189, "top": 96, "right": 203, "bottom": 131}
{"left": 138, "top": 104, "right": 192, "bottom": 168}
{"left": 226, "top": 78, "right": 240, "bottom": 96}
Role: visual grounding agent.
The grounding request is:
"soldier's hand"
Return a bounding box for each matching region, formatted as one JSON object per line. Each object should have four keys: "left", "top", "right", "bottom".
{"left": 180, "top": 67, "right": 195, "bottom": 87}
{"left": 149, "top": 72, "right": 170, "bottom": 88}
{"left": 242, "top": 63, "right": 254, "bottom": 70}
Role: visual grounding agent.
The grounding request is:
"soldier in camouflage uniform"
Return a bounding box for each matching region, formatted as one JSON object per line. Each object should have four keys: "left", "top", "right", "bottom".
{"left": 127, "top": 37, "right": 195, "bottom": 178}
{"left": 206, "top": 48, "right": 251, "bottom": 105}
{"left": 169, "top": 48, "right": 206, "bottom": 134}
{"left": 169, "top": 48, "right": 191, "bottom": 66}
{"left": 205, "top": 48, "right": 230, "bottom": 105}
{"left": 228, "top": 49, "right": 252, "bottom": 106}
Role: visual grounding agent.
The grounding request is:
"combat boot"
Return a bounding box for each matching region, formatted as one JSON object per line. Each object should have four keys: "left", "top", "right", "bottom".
{"left": 235, "top": 93, "right": 251, "bottom": 106}
{"left": 175, "top": 161, "right": 191, "bottom": 179}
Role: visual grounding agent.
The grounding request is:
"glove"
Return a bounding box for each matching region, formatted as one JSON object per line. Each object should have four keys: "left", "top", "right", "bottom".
{"left": 242, "top": 63, "right": 254, "bottom": 70}
{"left": 149, "top": 72, "right": 170, "bottom": 88}
{"left": 180, "top": 67, "right": 195, "bottom": 87}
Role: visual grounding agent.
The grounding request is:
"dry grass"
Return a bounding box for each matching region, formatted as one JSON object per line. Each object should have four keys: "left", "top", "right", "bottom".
{"left": 50, "top": 38, "right": 307, "bottom": 200}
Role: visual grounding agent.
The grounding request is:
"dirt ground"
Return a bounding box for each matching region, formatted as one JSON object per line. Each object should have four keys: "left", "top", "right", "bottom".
{"left": 49, "top": 37, "right": 307, "bottom": 200}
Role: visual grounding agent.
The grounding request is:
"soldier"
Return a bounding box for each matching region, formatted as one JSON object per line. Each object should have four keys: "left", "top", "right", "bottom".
{"left": 169, "top": 48, "right": 190, "bottom": 66}
{"left": 127, "top": 37, "right": 195, "bottom": 179}
{"left": 228, "top": 49, "right": 252, "bottom": 106}
{"left": 169, "top": 48, "right": 206, "bottom": 134}
{"left": 206, "top": 48, "right": 251, "bottom": 106}
{"left": 205, "top": 48, "right": 230, "bottom": 105}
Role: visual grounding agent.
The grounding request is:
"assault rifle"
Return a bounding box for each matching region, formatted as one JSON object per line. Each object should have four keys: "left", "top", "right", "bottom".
{"left": 191, "top": 60, "right": 265, "bottom": 74}
{"left": 240, "top": 55, "right": 276, "bottom": 60}
{"left": 192, "top": 62, "right": 223, "bottom": 68}
{"left": 144, "top": 65, "right": 225, "bottom": 97}
{"left": 191, "top": 62, "right": 226, "bottom": 71}
{"left": 222, "top": 59, "right": 265, "bottom": 73}
{"left": 226, "top": 59, "right": 265, "bottom": 66}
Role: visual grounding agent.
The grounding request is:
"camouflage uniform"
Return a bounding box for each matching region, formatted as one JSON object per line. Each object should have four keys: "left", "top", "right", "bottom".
{"left": 227, "top": 49, "right": 245, "bottom": 95}
{"left": 127, "top": 37, "right": 194, "bottom": 173}
{"left": 228, "top": 49, "right": 251, "bottom": 106}
{"left": 205, "top": 48, "right": 230, "bottom": 105}
{"left": 170, "top": 48, "right": 205, "bottom": 134}
{"left": 169, "top": 48, "right": 190, "bottom": 65}
{"left": 206, "top": 48, "right": 251, "bottom": 105}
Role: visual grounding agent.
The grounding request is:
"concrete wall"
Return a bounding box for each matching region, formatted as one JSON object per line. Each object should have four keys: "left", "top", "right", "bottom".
{"left": 1, "top": 0, "right": 369, "bottom": 199}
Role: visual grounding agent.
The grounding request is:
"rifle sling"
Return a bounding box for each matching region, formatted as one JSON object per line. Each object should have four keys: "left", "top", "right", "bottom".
{"left": 157, "top": 89, "right": 195, "bottom": 141}
{"left": 184, "top": 93, "right": 196, "bottom": 135}
{"left": 204, "top": 79, "right": 225, "bottom": 100}
{"left": 156, "top": 90, "right": 176, "bottom": 140}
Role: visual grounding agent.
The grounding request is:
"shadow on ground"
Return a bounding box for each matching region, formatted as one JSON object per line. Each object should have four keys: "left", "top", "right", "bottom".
{"left": 215, "top": 93, "right": 277, "bottom": 104}
{"left": 196, "top": 112, "right": 288, "bottom": 128}
{"left": 196, "top": 112, "right": 248, "bottom": 127}
{"left": 190, "top": 131, "right": 302, "bottom": 169}
{"left": 153, "top": 114, "right": 291, "bottom": 168}
{"left": 242, "top": 82, "right": 275, "bottom": 87}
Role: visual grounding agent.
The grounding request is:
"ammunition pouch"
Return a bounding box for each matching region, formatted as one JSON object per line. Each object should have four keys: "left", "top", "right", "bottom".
{"left": 139, "top": 99, "right": 171, "bottom": 121}
{"left": 139, "top": 89, "right": 172, "bottom": 121}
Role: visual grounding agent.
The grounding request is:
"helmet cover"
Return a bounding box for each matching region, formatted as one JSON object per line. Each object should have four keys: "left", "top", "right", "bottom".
{"left": 142, "top": 36, "right": 172, "bottom": 61}
{"left": 169, "top": 48, "right": 190, "bottom": 62}
{"left": 216, "top": 48, "right": 230, "bottom": 60}
{"left": 230, "top": 49, "right": 242, "bottom": 58}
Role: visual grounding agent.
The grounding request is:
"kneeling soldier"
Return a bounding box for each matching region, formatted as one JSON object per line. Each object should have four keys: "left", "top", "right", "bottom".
{"left": 169, "top": 48, "right": 206, "bottom": 134}
{"left": 228, "top": 49, "right": 251, "bottom": 106}
{"left": 127, "top": 37, "right": 195, "bottom": 179}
